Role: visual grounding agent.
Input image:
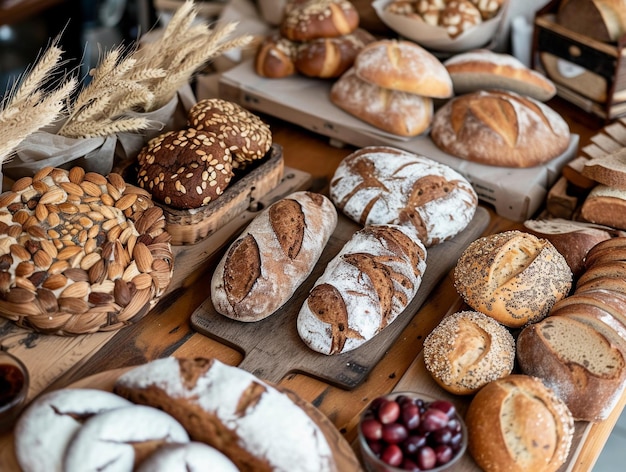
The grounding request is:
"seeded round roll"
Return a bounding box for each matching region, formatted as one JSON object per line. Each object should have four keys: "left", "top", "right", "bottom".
{"left": 137, "top": 128, "right": 233, "bottom": 209}
{"left": 187, "top": 98, "right": 272, "bottom": 170}
{"left": 454, "top": 230, "right": 572, "bottom": 328}
{"left": 423, "top": 310, "right": 515, "bottom": 395}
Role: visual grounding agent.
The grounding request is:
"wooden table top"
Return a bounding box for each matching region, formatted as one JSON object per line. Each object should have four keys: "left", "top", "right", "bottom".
{"left": 0, "top": 96, "right": 622, "bottom": 471}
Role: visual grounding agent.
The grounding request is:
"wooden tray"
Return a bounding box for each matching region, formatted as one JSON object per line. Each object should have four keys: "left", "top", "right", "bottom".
{"left": 191, "top": 207, "right": 490, "bottom": 390}
{"left": 0, "top": 366, "right": 360, "bottom": 471}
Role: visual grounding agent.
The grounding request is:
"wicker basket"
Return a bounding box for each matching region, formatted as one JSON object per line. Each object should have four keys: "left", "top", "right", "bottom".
{"left": 0, "top": 166, "right": 174, "bottom": 336}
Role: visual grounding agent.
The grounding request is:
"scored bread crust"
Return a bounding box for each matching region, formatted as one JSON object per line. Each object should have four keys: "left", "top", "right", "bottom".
{"left": 454, "top": 230, "right": 572, "bottom": 328}
{"left": 430, "top": 89, "right": 570, "bottom": 167}
{"left": 465, "top": 374, "right": 574, "bottom": 472}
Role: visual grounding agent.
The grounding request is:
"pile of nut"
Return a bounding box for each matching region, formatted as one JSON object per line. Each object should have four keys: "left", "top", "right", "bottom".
{"left": 0, "top": 166, "right": 173, "bottom": 335}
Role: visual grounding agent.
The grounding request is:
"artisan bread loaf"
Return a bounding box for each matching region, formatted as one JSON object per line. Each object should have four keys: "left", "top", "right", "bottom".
{"left": 353, "top": 39, "right": 453, "bottom": 98}
{"left": 14, "top": 389, "right": 132, "bottom": 472}
{"left": 329, "top": 146, "right": 478, "bottom": 247}
{"left": 580, "top": 185, "right": 626, "bottom": 230}
{"left": 297, "top": 224, "right": 427, "bottom": 355}
{"left": 330, "top": 68, "right": 433, "bottom": 137}
{"left": 113, "top": 357, "right": 336, "bottom": 472}
{"left": 584, "top": 236, "right": 626, "bottom": 269}
{"left": 517, "top": 315, "right": 626, "bottom": 421}
{"left": 63, "top": 404, "right": 189, "bottom": 472}
{"left": 423, "top": 310, "right": 515, "bottom": 394}
{"left": 255, "top": 33, "right": 298, "bottom": 78}
{"left": 211, "top": 191, "right": 337, "bottom": 322}
{"left": 454, "top": 230, "right": 572, "bottom": 328}
{"left": 137, "top": 442, "right": 239, "bottom": 472}
{"left": 295, "top": 28, "right": 374, "bottom": 78}
{"left": 581, "top": 147, "right": 626, "bottom": 188}
{"left": 465, "top": 374, "right": 574, "bottom": 472}
{"left": 444, "top": 49, "right": 557, "bottom": 101}
{"left": 430, "top": 89, "right": 571, "bottom": 167}
{"left": 280, "top": 0, "right": 359, "bottom": 41}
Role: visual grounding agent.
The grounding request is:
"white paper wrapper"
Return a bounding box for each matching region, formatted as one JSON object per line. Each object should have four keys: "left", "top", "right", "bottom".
{"left": 373, "top": 0, "right": 508, "bottom": 53}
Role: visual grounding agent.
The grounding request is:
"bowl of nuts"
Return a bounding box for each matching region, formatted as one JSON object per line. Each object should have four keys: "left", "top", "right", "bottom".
{"left": 358, "top": 391, "right": 467, "bottom": 471}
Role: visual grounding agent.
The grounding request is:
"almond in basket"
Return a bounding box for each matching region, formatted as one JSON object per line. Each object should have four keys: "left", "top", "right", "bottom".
{"left": 0, "top": 166, "right": 173, "bottom": 335}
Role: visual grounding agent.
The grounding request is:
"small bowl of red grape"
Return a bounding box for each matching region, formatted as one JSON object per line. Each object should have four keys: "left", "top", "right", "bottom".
{"left": 358, "top": 392, "right": 467, "bottom": 471}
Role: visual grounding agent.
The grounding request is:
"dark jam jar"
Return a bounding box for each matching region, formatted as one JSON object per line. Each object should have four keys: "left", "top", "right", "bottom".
{"left": 0, "top": 351, "right": 29, "bottom": 432}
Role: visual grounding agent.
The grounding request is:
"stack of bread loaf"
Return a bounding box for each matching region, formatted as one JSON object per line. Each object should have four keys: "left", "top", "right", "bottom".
{"left": 385, "top": 0, "right": 505, "bottom": 38}
{"left": 13, "top": 357, "right": 336, "bottom": 471}
{"left": 254, "top": 0, "right": 375, "bottom": 79}
{"left": 330, "top": 39, "right": 453, "bottom": 136}
{"left": 211, "top": 146, "right": 478, "bottom": 355}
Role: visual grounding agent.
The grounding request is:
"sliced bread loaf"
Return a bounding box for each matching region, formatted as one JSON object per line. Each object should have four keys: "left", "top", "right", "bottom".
{"left": 582, "top": 147, "right": 626, "bottom": 189}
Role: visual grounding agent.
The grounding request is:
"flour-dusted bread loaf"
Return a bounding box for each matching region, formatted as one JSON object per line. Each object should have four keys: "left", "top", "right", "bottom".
{"left": 517, "top": 315, "right": 626, "bottom": 421}
{"left": 211, "top": 191, "right": 337, "bottom": 322}
{"left": 580, "top": 185, "right": 626, "bottom": 230}
{"left": 329, "top": 146, "right": 477, "bottom": 247}
{"left": 423, "top": 310, "right": 515, "bottom": 395}
{"left": 280, "top": 0, "right": 359, "bottom": 41}
{"left": 14, "top": 389, "right": 132, "bottom": 472}
{"left": 444, "top": 49, "right": 557, "bottom": 101}
{"left": 353, "top": 39, "right": 453, "bottom": 98}
{"left": 465, "top": 374, "right": 574, "bottom": 472}
{"left": 113, "top": 357, "right": 336, "bottom": 472}
{"left": 63, "top": 405, "right": 189, "bottom": 472}
{"left": 430, "top": 89, "right": 571, "bottom": 167}
{"left": 330, "top": 69, "right": 433, "bottom": 137}
{"left": 137, "top": 442, "right": 239, "bottom": 472}
{"left": 297, "top": 224, "right": 427, "bottom": 355}
{"left": 454, "top": 230, "right": 573, "bottom": 328}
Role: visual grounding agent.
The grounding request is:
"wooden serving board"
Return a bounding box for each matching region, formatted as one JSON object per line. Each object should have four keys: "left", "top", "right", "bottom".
{"left": 191, "top": 207, "right": 490, "bottom": 390}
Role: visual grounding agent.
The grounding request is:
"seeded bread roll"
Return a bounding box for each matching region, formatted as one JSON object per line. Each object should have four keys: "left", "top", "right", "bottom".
{"left": 517, "top": 315, "right": 626, "bottom": 421}
{"left": 466, "top": 374, "right": 574, "bottom": 472}
{"left": 255, "top": 33, "right": 298, "bottom": 78}
{"left": 423, "top": 310, "right": 515, "bottom": 395}
{"left": 211, "top": 191, "right": 337, "bottom": 322}
{"left": 280, "top": 0, "right": 359, "bottom": 41}
{"left": 430, "top": 89, "right": 570, "bottom": 168}
{"left": 330, "top": 69, "right": 433, "bottom": 137}
{"left": 454, "top": 230, "right": 572, "bottom": 328}
{"left": 353, "top": 39, "right": 453, "bottom": 98}
{"left": 137, "top": 128, "right": 233, "bottom": 209}
{"left": 113, "top": 357, "right": 336, "bottom": 472}
{"left": 187, "top": 98, "right": 273, "bottom": 169}
{"left": 297, "top": 224, "right": 427, "bottom": 355}
{"left": 329, "top": 146, "right": 478, "bottom": 247}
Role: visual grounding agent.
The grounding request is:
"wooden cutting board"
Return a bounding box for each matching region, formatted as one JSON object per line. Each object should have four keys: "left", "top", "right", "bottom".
{"left": 191, "top": 206, "right": 490, "bottom": 390}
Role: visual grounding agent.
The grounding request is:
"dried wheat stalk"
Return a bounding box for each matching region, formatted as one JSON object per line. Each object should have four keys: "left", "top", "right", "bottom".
{"left": 0, "top": 40, "right": 77, "bottom": 163}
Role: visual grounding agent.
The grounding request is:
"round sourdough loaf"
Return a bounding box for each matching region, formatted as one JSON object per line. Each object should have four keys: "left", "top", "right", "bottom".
{"left": 113, "top": 357, "right": 336, "bottom": 472}
{"left": 211, "top": 191, "right": 337, "bottom": 322}
{"left": 430, "top": 89, "right": 570, "bottom": 167}
{"left": 454, "top": 230, "right": 572, "bottom": 328}
{"left": 280, "top": 0, "right": 359, "bottom": 41}
{"left": 465, "top": 374, "right": 574, "bottom": 472}
{"left": 137, "top": 442, "right": 239, "bottom": 472}
{"left": 517, "top": 315, "right": 626, "bottom": 421}
{"left": 330, "top": 68, "right": 433, "bottom": 137}
{"left": 444, "top": 49, "right": 557, "bottom": 101}
{"left": 329, "top": 146, "right": 478, "bottom": 247}
{"left": 423, "top": 310, "right": 515, "bottom": 394}
{"left": 353, "top": 39, "right": 453, "bottom": 98}
{"left": 297, "top": 224, "right": 427, "bottom": 355}
{"left": 14, "top": 389, "right": 132, "bottom": 472}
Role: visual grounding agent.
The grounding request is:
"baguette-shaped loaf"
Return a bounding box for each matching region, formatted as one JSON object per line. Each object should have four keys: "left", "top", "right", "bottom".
{"left": 211, "top": 191, "right": 337, "bottom": 322}
{"left": 454, "top": 230, "right": 572, "bottom": 328}
{"left": 113, "top": 357, "right": 336, "bottom": 472}
{"left": 297, "top": 224, "right": 427, "bottom": 355}
{"left": 330, "top": 146, "right": 477, "bottom": 247}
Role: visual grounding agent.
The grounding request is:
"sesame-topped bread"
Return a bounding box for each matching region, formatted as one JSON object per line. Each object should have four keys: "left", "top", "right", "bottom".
{"left": 280, "top": 0, "right": 359, "bottom": 41}
{"left": 329, "top": 146, "right": 478, "bottom": 247}
{"left": 430, "top": 89, "right": 570, "bottom": 167}
{"left": 454, "top": 230, "right": 572, "bottom": 328}
{"left": 113, "top": 357, "right": 336, "bottom": 472}
{"left": 423, "top": 310, "right": 515, "bottom": 395}
{"left": 517, "top": 315, "right": 626, "bottom": 421}
{"left": 297, "top": 224, "right": 427, "bottom": 355}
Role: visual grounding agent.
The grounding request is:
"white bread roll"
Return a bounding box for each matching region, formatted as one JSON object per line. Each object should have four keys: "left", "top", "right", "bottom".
{"left": 137, "top": 443, "right": 239, "bottom": 472}
{"left": 211, "top": 191, "right": 337, "bottom": 322}
{"left": 454, "top": 230, "right": 572, "bottom": 328}
{"left": 329, "top": 146, "right": 478, "bottom": 247}
{"left": 297, "top": 224, "right": 426, "bottom": 355}
{"left": 466, "top": 374, "right": 574, "bottom": 472}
